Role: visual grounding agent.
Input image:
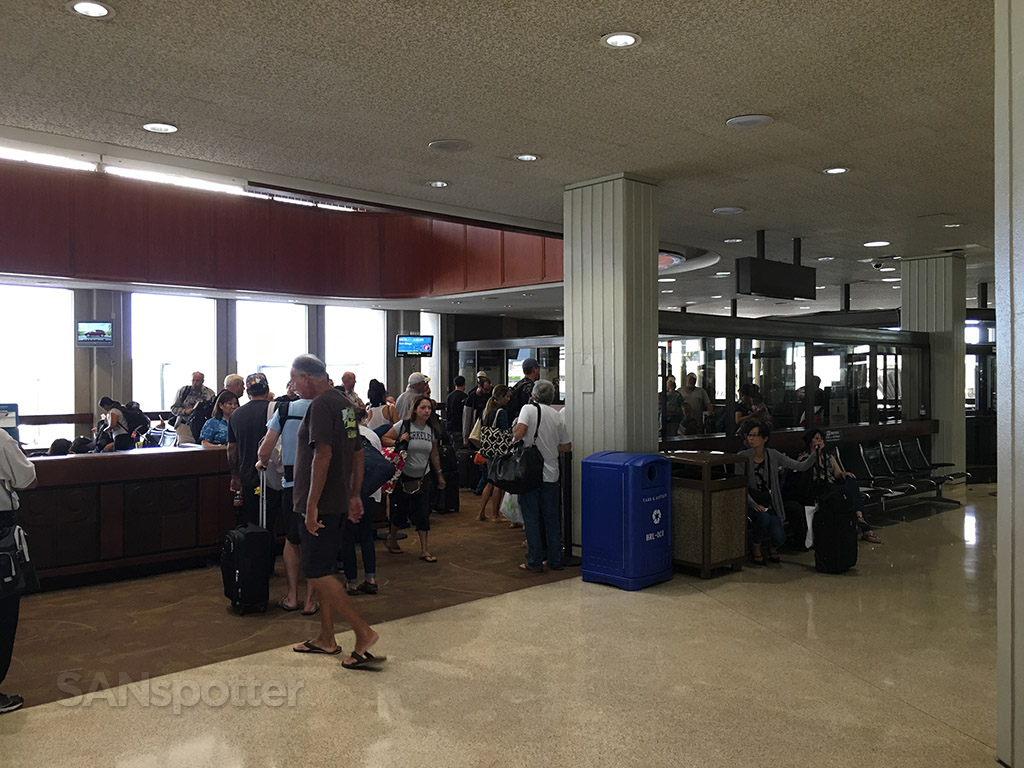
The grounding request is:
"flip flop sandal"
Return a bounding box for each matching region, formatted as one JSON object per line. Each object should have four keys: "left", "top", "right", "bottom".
{"left": 300, "top": 602, "right": 320, "bottom": 616}
{"left": 385, "top": 544, "right": 404, "bottom": 554}
{"left": 277, "top": 598, "right": 301, "bottom": 612}
{"left": 419, "top": 555, "right": 438, "bottom": 563}
{"left": 343, "top": 651, "right": 387, "bottom": 670}
{"left": 293, "top": 640, "right": 341, "bottom": 655}
{"left": 519, "top": 563, "right": 543, "bottom": 572}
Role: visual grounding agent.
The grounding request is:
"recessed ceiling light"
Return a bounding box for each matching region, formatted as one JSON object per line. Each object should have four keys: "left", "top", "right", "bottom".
{"left": 863, "top": 240, "right": 890, "bottom": 247}
{"left": 711, "top": 295, "right": 723, "bottom": 299}
{"left": 427, "top": 139, "right": 472, "bottom": 152}
{"left": 725, "top": 114, "right": 774, "bottom": 128}
{"left": 944, "top": 223, "right": 963, "bottom": 228}
{"left": 451, "top": 300, "right": 462, "bottom": 304}
{"left": 879, "top": 267, "right": 897, "bottom": 272}
{"left": 716, "top": 271, "right": 731, "bottom": 276}
{"left": 69, "top": 1, "right": 113, "bottom": 18}
{"left": 686, "top": 301, "right": 697, "bottom": 305}
{"left": 891, "top": 255, "right": 902, "bottom": 260}
{"left": 817, "top": 256, "right": 834, "bottom": 262}
{"left": 514, "top": 153, "right": 539, "bottom": 162}
{"left": 661, "top": 290, "right": 674, "bottom": 294}
{"left": 521, "top": 292, "right": 534, "bottom": 297}
{"left": 815, "top": 285, "right": 826, "bottom": 290}
{"left": 713, "top": 206, "right": 745, "bottom": 215}
{"left": 502, "top": 304, "right": 513, "bottom": 308}
{"left": 823, "top": 167, "right": 849, "bottom": 175}
{"left": 600, "top": 32, "right": 641, "bottom": 48}
{"left": 799, "top": 306, "right": 811, "bottom": 310}
{"left": 427, "top": 180, "right": 449, "bottom": 188}
{"left": 882, "top": 277, "right": 901, "bottom": 282}
{"left": 658, "top": 278, "right": 676, "bottom": 283}
{"left": 724, "top": 238, "right": 743, "bottom": 243}
{"left": 143, "top": 122, "right": 177, "bottom": 134}
{"left": 892, "top": 285, "right": 901, "bottom": 289}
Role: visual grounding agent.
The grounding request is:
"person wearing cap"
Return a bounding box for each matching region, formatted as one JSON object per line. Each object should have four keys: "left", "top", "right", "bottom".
{"left": 507, "top": 357, "right": 541, "bottom": 420}
{"left": 461, "top": 374, "right": 493, "bottom": 445}
{"left": 395, "top": 372, "right": 430, "bottom": 423}
{"left": 227, "top": 373, "right": 281, "bottom": 534}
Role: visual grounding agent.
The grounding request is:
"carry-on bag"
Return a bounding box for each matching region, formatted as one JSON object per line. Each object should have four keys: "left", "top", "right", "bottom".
{"left": 221, "top": 471, "right": 272, "bottom": 614}
{"left": 813, "top": 486, "right": 859, "bottom": 574}
{"left": 489, "top": 404, "right": 544, "bottom": 495}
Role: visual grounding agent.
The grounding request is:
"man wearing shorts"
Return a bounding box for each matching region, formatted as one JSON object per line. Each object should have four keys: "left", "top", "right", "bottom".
{"left": 289, "top": 354, "right": 384, "bottom": 669}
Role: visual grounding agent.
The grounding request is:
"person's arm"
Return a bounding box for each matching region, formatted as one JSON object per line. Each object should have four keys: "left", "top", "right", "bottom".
{"left": 305, "top": 442, "right": 333, "bottom": 534}
{"left": 226, "top": 442, "right": 241, "bottom": 492}
{"left": 430, "top": 441, "right": 445, "bottom": 488}
{"left": 513, "top": 422, "right": 528, "bottom": 441}
{"left": 3, "top": 441, "right": 38, "bottom": 490}
{"left": 380, "top": 425, "right": 400, "bottom": 447}
{"left": 169, "top": 387, "right": 188, "bottom": 419}
{"left": 348, "top": 445, "right": 365, "bottom": 522}
{"left": 776, "top": 447, "right": 819, "bottom": 472}
{"left": 558, "top": 442, "right": 572, "bottom": 453}
{"left": 256, "top": 428, "right": 281, "bottom": 469}
{"left": 108, "top": 410, "right": 120, "bottom": 431}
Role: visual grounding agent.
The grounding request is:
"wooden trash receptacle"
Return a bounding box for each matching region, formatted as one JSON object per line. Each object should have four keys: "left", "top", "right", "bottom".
{"left": 664, "top": 451, "right": 748, "bottom": 578}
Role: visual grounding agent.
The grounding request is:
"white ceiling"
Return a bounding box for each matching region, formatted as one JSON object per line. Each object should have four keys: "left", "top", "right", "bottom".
{"left": 0, "top": 0, "right": 995, "bottom": 319}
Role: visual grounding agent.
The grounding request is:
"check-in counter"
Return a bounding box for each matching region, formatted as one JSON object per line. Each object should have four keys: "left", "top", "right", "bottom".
{"left": 17, "top": 446, "right": 233, "bottom": 581}
{"left": 664, "top": 451, "right": 748, "bottom": 579}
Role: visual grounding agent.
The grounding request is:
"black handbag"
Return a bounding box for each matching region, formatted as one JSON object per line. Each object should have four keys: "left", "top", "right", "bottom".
{"left": 489, "top": 404, "right": 544, "bottom": 494}
{"left": 361, "top": 437, "right": 397, "bottom": 498}
{"left": 0, "top": 524, "right": 39, "bottom": 599}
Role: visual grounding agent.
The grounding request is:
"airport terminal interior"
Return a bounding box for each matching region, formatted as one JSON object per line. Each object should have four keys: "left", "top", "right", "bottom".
{"left": 0, "top": 2, "right": 1016, "bottom": 766}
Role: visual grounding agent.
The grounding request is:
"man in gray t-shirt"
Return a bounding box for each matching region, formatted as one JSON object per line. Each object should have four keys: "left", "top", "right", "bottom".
{"left": 680, "top": 373, "right": 713, "bottom": 429}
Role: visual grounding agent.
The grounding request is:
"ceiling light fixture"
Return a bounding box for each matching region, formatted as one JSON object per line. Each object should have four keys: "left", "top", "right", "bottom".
{"left": 882, "top": 277, "right": 901, "bottom": 282}
{"left": 600, "top": 32, "right": 641, "bottom": 48}
{"left": 713, "top": 206, "right": 745, "bottom": 215}
{"left": 661, "top": 290, "right": 673, "bottom": 294}
{"left": 514, "top": 153, "right": 539, "bottom": 162}
{"left": 817, "top": 256, "right": 834, "bottom": 262}
{"left": 823, "top": 167, "right": 849, "bottom": 175}
{"left": 724, "top": 238, "right": 743, "bottom": 243}
{"left": 815, "top": 285, "right": 826, "bottom": 290}
{"left": 143, "top": 122, "right": 178, "bottom": 134}
{"left": 799, "top": 306, "right": 811, "bottom": 310}
{"left": 863, "top": 240, "right": 890, "bottom": 247}
{"left": 427, "top": 139, "right": 471, "bottom": 152}
{"left": 879, "top": 267, "right": 897, "bottom": 272}
{"left": 658, "top": 278, "right": 676, "bottom": 283}
{"left": 944, "top": 223, "right": 963, "bottom": 228}
{"left": 711, "top": 295, "right": 723, "bottom": 299}
{"left": 716, "top": 271, "right": 731, "bottom": 276}
{"left": 427, "top": 180, "right": 449, "bottom": 188}
{"left": 69, "top": 1, "right": 113, "bottom": 18}
{"left": 725, "top": 114, "right": 774, "bottom": 128}
{"left": 0, "top": 145, "right": 97, "bottom": 172}
{"left": 316, "top": 202, "right": 357, "bottom": 212}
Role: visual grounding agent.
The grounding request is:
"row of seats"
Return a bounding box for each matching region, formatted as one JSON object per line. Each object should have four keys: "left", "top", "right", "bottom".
{"left": 836, "top": 438, "right": 969, "bottom": 513}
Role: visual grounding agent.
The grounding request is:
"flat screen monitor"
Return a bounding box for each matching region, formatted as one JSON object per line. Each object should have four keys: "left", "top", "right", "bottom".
{"left": 76, "top": 321, "right": 114, "bottom": 347}
{"left": 396, "top": 334, "right": 433, "bottom": 357}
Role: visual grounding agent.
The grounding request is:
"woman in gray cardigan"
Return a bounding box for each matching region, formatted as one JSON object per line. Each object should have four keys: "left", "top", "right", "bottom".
{"left": 737, "top": 420, "right": 818, "bottom": 566}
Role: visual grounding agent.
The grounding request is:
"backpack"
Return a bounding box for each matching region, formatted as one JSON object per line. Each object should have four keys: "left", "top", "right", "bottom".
{"left": 507, "top": 378, "right": 534, "bottom": 420}
{"left": 121, "top": 401, "right": 151, "bottom": 437}
{"left": 273, "top": 400, "right": 303, "bottom": 483}
{"left": 189, "top": 399, "right": 215, "bottom": 442}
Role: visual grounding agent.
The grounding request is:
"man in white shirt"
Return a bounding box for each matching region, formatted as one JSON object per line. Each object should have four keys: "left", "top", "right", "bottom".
{"left": 512, "top": 380, "right": 571, "bottom": 571}
{"left": 0, "top": 428, "right": 38, "bottom": 714}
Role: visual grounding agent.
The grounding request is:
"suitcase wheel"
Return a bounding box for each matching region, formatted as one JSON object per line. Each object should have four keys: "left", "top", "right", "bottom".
{"left": 259, "top": 603, "right": 268, "bottom": 613}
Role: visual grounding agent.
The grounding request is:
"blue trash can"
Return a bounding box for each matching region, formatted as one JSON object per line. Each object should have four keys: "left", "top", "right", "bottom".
{"left": 581, "top": 451, "right": 673, "bottom": 590}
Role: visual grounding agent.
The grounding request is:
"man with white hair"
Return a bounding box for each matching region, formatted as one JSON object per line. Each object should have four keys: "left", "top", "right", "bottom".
{"left": 223, "top": 374, "right": 245, "bottom": 400}
{"left": 288, "top": 354, "right": 384, "bottom": 668}
{"left": 512, "top": 379, "right": 571, "bottom": 572}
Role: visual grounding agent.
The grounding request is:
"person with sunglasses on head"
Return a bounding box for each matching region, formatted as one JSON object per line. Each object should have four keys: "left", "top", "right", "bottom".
{"left": 738, "top": 420, "right": 818, "bottom": 566}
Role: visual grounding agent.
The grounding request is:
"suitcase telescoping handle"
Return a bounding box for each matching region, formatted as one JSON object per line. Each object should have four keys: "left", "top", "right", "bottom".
{"left": 258, "top": 469, "right": 267, "bottom": 530}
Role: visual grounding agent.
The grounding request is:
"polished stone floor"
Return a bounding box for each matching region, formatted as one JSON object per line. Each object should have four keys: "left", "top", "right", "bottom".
{"left": 0, "top": 484, "right": 996, "bottom": 767}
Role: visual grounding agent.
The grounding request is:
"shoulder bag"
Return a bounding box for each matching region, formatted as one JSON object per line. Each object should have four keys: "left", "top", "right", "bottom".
{"left": 480, "top": 408, "right": 513, "bottom": 459}
{"left": 490, "top": 404, "right": 544, "bottom": 494}
{"left": 0, "top": 524, "right": 39, "bottom": 599}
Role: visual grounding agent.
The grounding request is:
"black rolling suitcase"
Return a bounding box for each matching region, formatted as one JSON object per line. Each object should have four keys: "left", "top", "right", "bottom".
{"left": 456, "top": 448, "right": 480, "bottom": 490}
{"left": 221, "top": 472, "right": 272, "bottom": 614}
{"left": 432, "top": 471, "right": 460, "bottom": 513}
{"left": 813, "top": 486, "right": 859, "bottom": 574}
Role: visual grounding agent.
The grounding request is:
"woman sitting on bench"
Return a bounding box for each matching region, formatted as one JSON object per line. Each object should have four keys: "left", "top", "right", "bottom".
{"left": 739, "top": 421, "right": 818, "bottom": 566}
{"left": 798, "top": 429, "right": 882, "bottom": 545}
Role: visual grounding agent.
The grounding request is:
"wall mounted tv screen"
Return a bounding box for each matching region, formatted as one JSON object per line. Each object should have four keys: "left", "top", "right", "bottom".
{"left": 76, "top": 321, "right": 114, "bottom": 347}
{"left": 396, "top": 335, "right": 433, "bottom": 357}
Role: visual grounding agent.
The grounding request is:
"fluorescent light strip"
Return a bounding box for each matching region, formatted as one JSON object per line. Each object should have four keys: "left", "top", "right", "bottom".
{"left": 272, "top": 195, "right": 315, "bottom": 207}
{"left": 105, "top": 166, "right": 245, "bottom": 195}
{"left": 0, "top": 145, "right": 97, "bottom": 172}
{"left": 316, "top": 202, "right": 357, "bottom": 212}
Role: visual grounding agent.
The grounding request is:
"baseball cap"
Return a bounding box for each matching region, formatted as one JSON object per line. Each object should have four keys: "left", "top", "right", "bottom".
{"left": 245, "top": 372, "right": 269, "bottom": 395}
{"left": 408, "top": 372, "right": 430, "bottom": 385}
{"left": 475, "top": 370, "right": 488, "bottom": 379}
{"left": 522, "top": 357, "right": 539, "bottom": 372}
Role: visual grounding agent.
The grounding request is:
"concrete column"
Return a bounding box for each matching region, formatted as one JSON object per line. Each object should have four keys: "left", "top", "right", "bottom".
{"left": 216, "top": 298, "right": 236, "bottom": 390}
{"left": 564, "top": 173, "right": 659, "bottom": 546}
{"left": 385, "top": 310, "right": 420, "bottom": 397}
{"left": 75, "top": 289, "right": 131, "bottom": 415}
{"left": 996, "top": 1, "right": 1023, "bottom": 761}
{"left": 307, "top": 304, "right": 326, "bottom": 361}
{"left": 901, "top": 253, "right": 966, "bottom": 473}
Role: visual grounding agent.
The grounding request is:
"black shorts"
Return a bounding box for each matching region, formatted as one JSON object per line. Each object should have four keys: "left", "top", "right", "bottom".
{"left": 390, "top": 474, "right": 433, "bottom": 532}
{"left": 299, "top": 513, "right": 346, "bottom": 579}
{"left": 283, "top": 488, "right": 304, "bottom": 545}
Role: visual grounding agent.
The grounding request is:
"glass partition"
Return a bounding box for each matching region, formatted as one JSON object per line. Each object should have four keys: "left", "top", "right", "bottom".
{"left": 324, "top": 306, "right": 386, "bottom": 401}
{"left": 236, "top": 300, "right": 308, "bottom": 396}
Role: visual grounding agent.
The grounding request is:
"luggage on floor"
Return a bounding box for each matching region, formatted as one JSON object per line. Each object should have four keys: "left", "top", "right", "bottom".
{"left": 221, "top": 472, "right": 271, "bottom": 614}
{"left": 456, "top": 448, "right": 481, "bottom": 489}
{"left": 432, "top": 470, "right": 460, "bottom": 513}
{"left": 813, "top": 486, "right": 858, "bottom": 574}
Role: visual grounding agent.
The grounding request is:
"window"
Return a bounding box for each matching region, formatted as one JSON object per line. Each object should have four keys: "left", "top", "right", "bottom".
{"left": 236, "top": 300, "right": 309, "bottom": 397}
{"left": 324, "top": 306, "right": 386, "bottom": 400}
{"left": 0, "top": 284, "right": 75, "bottom": 448}
{"left": 131, "top": 293, "right": 217, "bottom": 411}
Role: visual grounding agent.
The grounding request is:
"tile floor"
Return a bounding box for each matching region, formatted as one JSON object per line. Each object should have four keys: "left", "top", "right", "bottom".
{"left": 0, "top": 484, "right": 996, "bottom": 767}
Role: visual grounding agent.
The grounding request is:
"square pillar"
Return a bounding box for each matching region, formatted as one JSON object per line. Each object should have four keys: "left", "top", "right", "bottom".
{"left": 564, "top": 173, "right": 659, "bottom": 545}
